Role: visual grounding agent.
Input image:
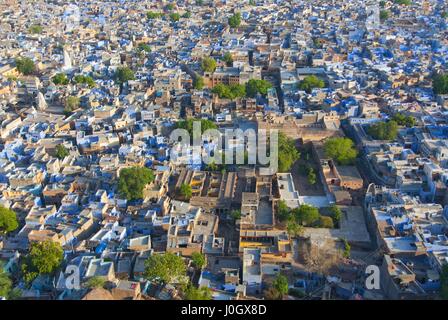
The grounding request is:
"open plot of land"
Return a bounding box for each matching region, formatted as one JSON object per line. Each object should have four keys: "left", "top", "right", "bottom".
{"left": 302, "top": 206, "right": 371, "bottom": 247}
{"left": 291, "top": 159, "right": 326, "bottom": 197}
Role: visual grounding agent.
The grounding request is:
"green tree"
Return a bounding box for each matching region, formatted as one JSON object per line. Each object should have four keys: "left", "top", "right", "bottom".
{"left": 15, "top": 57, "right": 35, "bottom": 75}
{"left": 440, "top": 264, "right": 448, "bottom": 299}
{"left": 329, "top": 205, "right": 342, "bottom": 227}
{"left": 211, "top": 83, "right": 246, "bottom": 100}
{"left": 286, "top": 218, "right": 303, "bottom": 237}
{"left": 85, "top": 276, "right": 106, "bottom": 289}
{"left": 29, "top": 24, "right": 43, "bottom": 34}
{"left": 367, "top": 121, "right": 398, "bottom": 140}
{"left": 183, "top": 284, "right": 212, "bottom": 300}
{"left": 380, "top": 0, "right": 386, "bottom": 8}
{"left": 0, "top": 206, "right": 18, "bottom": 235}
{"left": 0, "top": 262, "right": 17, "bottom": 299}
{"left": 118, "top": 166, "right": 155, "bottom": 201}
{"left": 342, "top": 239, "right": 351, "bottom": 258}
{"left": 293, "top": 204, "right": 320, "bottom": 226}
{"left": 228, "top": 12, "right": 242, "bottom": 28}
{"left": 307, "top": 167, "right": 317, "bottom": 185}
{"left": 195, "top": 0, "right": 204, "bottom": 5}
{"left": 205, "top": 161, "right": 218, "bottom": 172}
{"left": 182, "top": 11, "right": 192, "bottom": 18}
{"left": 298, "top": 75, "right": 325, "bottom": 93}
{"left": 0, "top": 270, "right": 12, "bottom": 298}
{"left": 193, "top": 76, "right": 205, "bottom": 90}
{"left": 73, "top": 75, "right": 95, "bottom": 88}
{"left": 222, "top": 52, "right": 233, "bottom": 67}
{"left": 180, "top": 183, "right": 192, "bottom": 200}
{"left": 273, "top": 274, "right": 289, "bottom": 297}
{"left": 249, "top": 0, "right": 256, "bottom": 5}
{"left": 392, "top": 113, "right": 415, "bottom": 127}
{"left": 137, "top": 43, "right": 151, "bottom": 53}
{"left": 65, "top": 96, "right": 80, "bottom": 114}
{"left": 277, "top": 200, "right": 291, "bottom": 222}
{"left": 380, "top": 10, "right": 390, "bottom": 21}
{"left": 191, "top": 252, "right": 206, "bottom": 270}
{"left": 229, "top": 84, "right": 246, "bottom": 99}
{"left": 433, "top": 74, "right": 448, "bottom": 95}
{"left": 115, "top": 66, "right": 135, "bottom": 85}
{"left": 52, "top": 73, "right": 69, "bottom": 85}
{"left": 230, "top": 210, "right": 241, "bottom": 221}
{"left": 144, "top": 253, "right": 187, "bottom": 284}
{"left": 324, "top": 137, "right": 358, "bottom": 165}
{"left": 22, "top": 241, "right": 63, "bottom": 284}
{"left": 317, "top": 216, "right": 334, "bottom": 228}
{"left": 278, "top": 132, "right": 300, "bottom": 172}
{"left": 147, "top": 11, "right": 163, "bottom": 19}
{"left": 394, "top": 0, "right": 411, "bottom": 5}
{"left": 245, "top": 79, "right": 272, "bottom": 98}
{"left": 55, "top": 144, "right": 69, "bottom": 160}
{"left": 201, "top": 57, "right": 217, "bottom": 73}
{"left": 169, "top": 13, "right": 180, "bottom": 22}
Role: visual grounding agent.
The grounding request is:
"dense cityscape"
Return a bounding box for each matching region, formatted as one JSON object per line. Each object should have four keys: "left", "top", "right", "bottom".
{"left": 0, "top": 0, "right": 448, "bottom": 301}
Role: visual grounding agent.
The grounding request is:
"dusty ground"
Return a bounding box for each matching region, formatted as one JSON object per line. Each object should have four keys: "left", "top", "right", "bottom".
{"left": 291, "top": 145, "right": 326, "bottom": 196}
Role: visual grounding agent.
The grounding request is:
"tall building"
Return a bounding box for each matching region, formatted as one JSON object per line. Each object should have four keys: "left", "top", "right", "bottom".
{"left": 365, "top": 0, "right": 380, "bottom": 31}
{"left": 63, "top": 48, "right": 72, "bottom": 70}
{"left": 37, "top": 92, "right": 47, "bottom": 111}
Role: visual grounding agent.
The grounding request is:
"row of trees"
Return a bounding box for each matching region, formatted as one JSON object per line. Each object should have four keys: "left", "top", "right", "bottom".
{"left": 278, "top": 132, "right": 300, "bottom": 172}
{"left": 210, "top": 79, "right": 272, "bottom": 100}
{"left": 52, "top": 73, "right": 96, "bottom": 88}
{"left": 367, "top": 120, "right": 398, "bottom": 141}
{"left": 278, "top": 202, "right": 335, "bottom": 230}
{"left": 147, "top": 9, "right": 190, "bottom": 21}
{"left": 391, "top": 113, "right": 416, "bottom": 127}
{"left": 298, "top": 75, "right": 325, "bottom": 93}
{"left": 211, "top": 83, "right": 246, "bottom": 100}
{"left": 278, "top": 202, "right": 342, "bottom": 234}
{"left": 201, "top": 53, "right": 234, "bottom": 72}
